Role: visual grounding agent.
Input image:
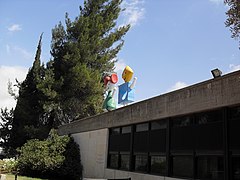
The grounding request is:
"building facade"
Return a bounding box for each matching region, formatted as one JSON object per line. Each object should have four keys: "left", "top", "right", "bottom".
{"left": 58, "top": 70, "right": 240, "bottom": 180}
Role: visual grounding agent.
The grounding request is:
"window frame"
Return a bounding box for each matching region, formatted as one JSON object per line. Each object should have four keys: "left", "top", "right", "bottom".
{"left": 196, "top": 155, "right": 224, "bottom": 180}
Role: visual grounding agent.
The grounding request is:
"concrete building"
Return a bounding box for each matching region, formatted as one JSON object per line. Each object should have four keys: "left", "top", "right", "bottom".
{"left": 58, "top": 70, "right": 240, "bottom": 180}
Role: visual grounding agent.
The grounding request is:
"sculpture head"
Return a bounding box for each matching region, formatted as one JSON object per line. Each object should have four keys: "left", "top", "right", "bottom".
{"left": 122, "top": 66, "right": 134, "bottom": 82}
{"left": 103, "top": 73, "right": 118, "bottom": 91}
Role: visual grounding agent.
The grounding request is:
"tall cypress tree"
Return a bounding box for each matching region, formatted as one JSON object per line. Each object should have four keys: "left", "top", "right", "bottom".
{"left": 10, "top": 34, "right": 47, "bottom": 151}
{"left": 51, "top": 0, "right": 130, "bottom": 120}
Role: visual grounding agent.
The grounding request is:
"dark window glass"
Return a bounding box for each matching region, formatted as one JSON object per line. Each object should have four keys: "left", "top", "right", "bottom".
{"left": 151, "top": 120, "right": 167, "bottom": 130}
{"left": 109, "top": 135, "right": 120, "bottom": 151}
{"left": 171, "top": 126, "right": 194, "bottom": 150}
{"left": 149, "top": 129, "right": 166, "bottom": 152}
{"left": 109, "top": 154, "right": 118, "bottom": 169}
{"left": 122, "top": 126, "right": 131, "bottom": 134}
{"left": 195, "top": 122, "right": 223, "bottom": 150}
{"left": 172, "top": 116, "right": 193, "bottom": 127}
{"left": 150, "top": 156, "right": 166, "bottom": 175}
{"left": 229, "top": 106, "right": 240, "bottom": 120}
{"left": 118, "top": 134, "right": 131, "bottom": 151}
{"left": 196, "top": 110, "right": 222, "bottom": 124}
{"left": 110, "top": 128, "right": 120, "bottom": 135}
{"left": 197, "top": 156, "right": 224, "bottom": 180}
{"left": 233, "top": 156, "right": 240, "bottom": 180}
{"left": 229, "top": 118, "right": 240, "bottom": 150}
{"left": 134, "top": 131, "right": 148, "bottom": 152}
{"left": 172, "top": 156, "right": 193, "bottom": 178}
{"left": 135, "top": 155, "right": 148, "bottom": 172}
{"left": 136, "top": 123, "right": 149, "bottom": 132}
{"left": 120, "top": 154, "right": 130, "bottom": 170}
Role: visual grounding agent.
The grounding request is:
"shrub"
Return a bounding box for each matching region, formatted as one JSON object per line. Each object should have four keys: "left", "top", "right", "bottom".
{"left": 0, "top": 158, "right": 18, "bottom": 174}
{"left": 17, "top": 129, "right": 82, "bottom": 179}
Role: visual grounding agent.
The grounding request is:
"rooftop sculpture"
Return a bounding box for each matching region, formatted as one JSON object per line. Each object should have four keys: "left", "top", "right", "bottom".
{"left": 102, "top": 65, "right": 137, "bottom": 111}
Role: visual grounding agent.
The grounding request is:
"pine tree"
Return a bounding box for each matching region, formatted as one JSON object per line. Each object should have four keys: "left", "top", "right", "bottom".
{"left": 51, "top": 0, "right": 130, "bottom": 120}
{"left": 225, "top": 0, "right": 240, "bottom": 48}
{"left": 36, "top": 59, "right": 65, "bottom": 128}
{"left": 9, "top": 34, "right": 48, "bottom": 151}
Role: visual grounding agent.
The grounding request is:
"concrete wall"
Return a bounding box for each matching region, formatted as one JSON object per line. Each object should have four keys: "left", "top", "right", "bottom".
{"left": 72, "top": 129, "right": 108, "bottom": 178}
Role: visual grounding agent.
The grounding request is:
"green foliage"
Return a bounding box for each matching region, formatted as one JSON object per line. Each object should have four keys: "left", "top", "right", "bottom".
{"left": 0, "top": 158, "right": 18, "bottom": 174}
{"left": 0, "top": 108, "right": 14, "bottom": 156}
{"left": 54, "top": 137, "right": 82, "bottom": 180}
{"left": 18, "top": 130, "right": 69, "bottom": 173}
{"left": 9, "top": 34, "right": 51, "bottom": 152}
{"left": 224, "top": 0, "right": 240, "bottom": 48}
{"left": 17, "top": 129, "right": 82, "bottom": 180}
{"left": 51, "top": 0, "right": 130, "bottom": 120}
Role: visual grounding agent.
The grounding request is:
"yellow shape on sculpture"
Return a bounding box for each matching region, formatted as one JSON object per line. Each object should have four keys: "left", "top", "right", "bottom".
{"left": 122, "top": 66, "right": 134, "bottom": 82}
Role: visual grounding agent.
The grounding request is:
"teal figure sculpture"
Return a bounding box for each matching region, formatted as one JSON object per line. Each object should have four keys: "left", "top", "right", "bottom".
{"left": 102, "top": 73, "right": 118, "bottom": 112}
{"left": 103, "top": 90, "right": 116, "bottom": 111}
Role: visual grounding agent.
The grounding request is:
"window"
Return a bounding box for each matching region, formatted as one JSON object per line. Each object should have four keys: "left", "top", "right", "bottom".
{"left": 108, "top": 108, "right": 231, "bottom": 178}
{"left": 151, "top": 120, "right": 167, "bottom": 130}
{"left": 196, "top": 110, "right": 222, "bottom": 125}
{"left": 134, "top": 123, "right": 149, "bottom": 152}
{"left": 136, "top": 123, "right": 149, "bottom": 132}
{"left": 197, "top": 156, "right": 224, "bottom": 180}
{"left": 109, "top": 127, "right": 131, "bottom": 152}
{"left": 120, "top": 154, "right": 130, "bottom": 170}
{"left": 149, "top": 129, "right": 166, "bottom": 153}
{"left": 171, "top": 117, "right": 194, "bottom": 150}
{"left": 172, "top": 116, "right": 193, "bottom": 127}
{"left": 172, "top": 156, "right": 193, "bottom": 178}
{"left": 108, "top": 126, "right": 131, "bottom": 170}
{"left": 229, "top": 106, "right": 240, "bottom": 120}
{"left": 109, "top": 153, "right": 119, "bottom": 169}
{"left": 195, "top": 122, "right": 223, "bottom": 150}
{"left": 110, "top": 128, "right": 120, "bottom": 135}
{"left": 150, "top": 156, "right": 166, "bottom": 175}
{"left": 134, "top": 155, "right": 148, "bottom": 172}
{"left": 229, "top": 107, "right": 240, "bottom": 150}
{"left": 122, "top": 126, "right": 131, "bottom": 134}
{"left": 232, "top": 156, "right": 240, "bottom": 180}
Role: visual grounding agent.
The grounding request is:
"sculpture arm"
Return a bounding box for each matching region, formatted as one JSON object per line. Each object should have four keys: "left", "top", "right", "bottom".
{"left": 112, "top": 87, "right": 117, "bottom": 97}
{"left": 130, "top": 77, "right": 137, "bottom": 89}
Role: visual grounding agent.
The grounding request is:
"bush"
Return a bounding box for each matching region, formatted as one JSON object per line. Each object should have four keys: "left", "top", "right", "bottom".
{"left": 17, "top": 129, "right": 82, "bottom": 179}
{"left": 55, "top": 137, "right": 83, "bottom": 179}
{"left": 0, "top": 158, "right": 18, "bottom": 174}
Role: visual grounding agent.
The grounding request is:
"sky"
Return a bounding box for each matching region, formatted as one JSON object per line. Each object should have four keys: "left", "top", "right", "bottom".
{"left": 0, "top": 0, "right": 240, "bottom": 110}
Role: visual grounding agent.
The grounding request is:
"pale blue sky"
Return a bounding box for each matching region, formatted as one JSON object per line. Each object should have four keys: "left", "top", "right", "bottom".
{"left": 0, "top": 0, "right": 239, "bottom": 109}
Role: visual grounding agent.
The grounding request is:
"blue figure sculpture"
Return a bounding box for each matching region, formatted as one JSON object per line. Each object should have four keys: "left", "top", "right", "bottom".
{"left": 118, "top": 66, "right": 137, "bottom": 106}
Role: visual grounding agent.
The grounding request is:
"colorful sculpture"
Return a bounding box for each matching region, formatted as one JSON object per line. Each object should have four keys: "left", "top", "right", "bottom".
{"left": 102, "top": 73, "right": 118, "bottom": 111}
{"left": 118, "top": 66, "right": 137, "bottom": 105}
